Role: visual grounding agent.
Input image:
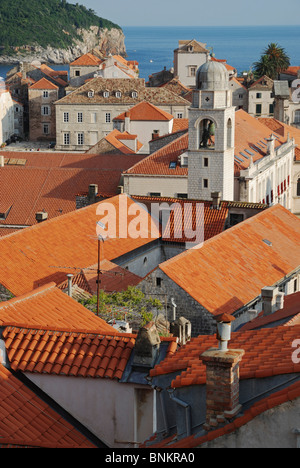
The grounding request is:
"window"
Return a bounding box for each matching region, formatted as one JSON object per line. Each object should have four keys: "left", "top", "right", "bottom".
{"left": 115, "top": 91, "right": 122, "bottom": 98}
{"left": 105, "top": 113, "right": 111, "bottom": 123}
{"left": 41, "top": 106, "right": 50, "bottom": 115}
{"left": 63, "top": 133, "right": 70, "bottom": 145}
{"left": 43, "top": 90, "right": 49, "bottom": 98}
{"left": 75, "top": 70, "right": 80, "bottom": 77}
{"left": 297, "top": 178, "right": 300, "bottom": 197}
{"left": 103, "top": 91, "right": 110, "bottom": 98}
{"left": 77, "top": 133, "right": 84, "bottom": 145}
{"left": 177, "top": 193, "right": 188, "bottom": 199}
{"left": 190, "top": 67, "right": 197, "bottom": 77}
{"left": 77, "top": 112, "right": 83, "bottom": 123}
{"left": 150, "top": 192, "right": 161, "bottom": 197}
{"left": 203, "top": 178, "right": 209, "bottom": 189}
{"left": 169, "top": 161, "right": 177, "bottom": 169}
{"left": 43, "top": 124, "right": 49, "bottom": 134}
{"left": 294, "top": 278, "right": 298, "bottom": 293}
{"left": 156, "top": 277, "right": 162, "bottom": 287}
{"left": 295, "top": 110, "right": 300, "bottom": 123}
{"left": 176, "top": 112, "right": 183, "bottom": 119}
{"left": 131, "top": 91, "right": 138, "bottom": 98}
{"left": 229, "top": 213, "right": 244, "bottom": 226}
{"left": 63, "top": 112, "right": 69, "bottom": 123}
{"left": 203, "top": 157, "right": 209, "bottom": 167}
{"left": 88, "top": 90, "right": 94, "bottom": 98}
{"left": 256, "top": 93, "right": 262, "bottom": 99}
{"left": 239, "top": 93, "right": 244, "bottom": 99}
{"left": 269, "top": 104, "right": 274, "bottom": 115}
{"left": 256, "top": 104, "right": 262, "bottom": 115}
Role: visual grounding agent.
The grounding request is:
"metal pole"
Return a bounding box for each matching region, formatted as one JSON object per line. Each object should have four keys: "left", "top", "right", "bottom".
{"left": 97, "top": 238, "right": 100, "bottom": 316}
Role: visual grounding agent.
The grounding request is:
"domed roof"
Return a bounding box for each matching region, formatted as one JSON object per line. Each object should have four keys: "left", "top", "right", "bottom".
{"left": 196, "top": 60, "right": 229, "bottom": 91}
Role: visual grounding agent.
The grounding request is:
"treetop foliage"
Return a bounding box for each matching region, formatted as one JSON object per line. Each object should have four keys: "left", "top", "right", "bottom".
{"left": 0, "top": 0, "right": 121, "bottom": 50}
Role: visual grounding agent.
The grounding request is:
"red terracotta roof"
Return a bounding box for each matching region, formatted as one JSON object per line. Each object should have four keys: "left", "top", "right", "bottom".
{"left": 124, "top": 133, "right": 188, "bottom": 176}
{"left": 159, "top": 204, "right": 300, "bottom": 316}
{"left": 2, "top": 326, "right": 178, "bottom": 380}
{"left": 0, "top": 282, "right": 116, "bottom": 333}
{"left": 0, "top": 194, "right": 159, "bottom": 297}
{"left": 131, "top": 196, "right": 229, "bottom": 243}
{"left": 259, "top": 117, "right": 300, "bottom": 161}
{"left": 234, "top": 110, "right": 285, "bottom": 174}
{"left": 70, "top": 53, "right": 102, "bottom": 67}
{"left": 29, "top": 77, "right": 58, "bottom": 90}
{"left": 150, "top": 325, "right": 300, "bottom": 385}
{"left": 114, "top": 101, "right": 174, "bottom": 122}
{"left": 0, "top": 363, "right": 96, "bottom": 448}
{"left": 281, "top": 66, "right": 300, "bottom": 76}
{"left": 0, "top": 151, "right": 145, "bottom": 231}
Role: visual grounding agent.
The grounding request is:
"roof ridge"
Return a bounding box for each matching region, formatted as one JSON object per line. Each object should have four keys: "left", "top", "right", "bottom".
{"left": 0, "top": 282, "right": 57, "bottom": 309}
{"left": 3, "top": 325, "right": 137, "bottom": 339}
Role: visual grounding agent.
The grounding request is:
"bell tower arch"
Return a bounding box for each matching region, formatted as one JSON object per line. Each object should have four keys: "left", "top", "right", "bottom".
{"left": 187, "top": 60, "right": 235, "bottom": 201}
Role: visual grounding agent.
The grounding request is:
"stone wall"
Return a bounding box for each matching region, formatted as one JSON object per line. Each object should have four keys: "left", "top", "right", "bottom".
{"left": 138, "top": 269, "right": 216, "bottom": 336}
{"left": 0, "top": 284, "right": 13, "bottom": 302}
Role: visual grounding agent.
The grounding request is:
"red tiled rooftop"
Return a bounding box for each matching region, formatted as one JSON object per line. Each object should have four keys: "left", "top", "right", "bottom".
{"left": 70, "top": 53, "right": 102, "bottom": 67}
{"left": 29, "top": 77, "right": 58, "bottom": 90}
{"left": 114, "top": 101, "right": 174, "bottom": 122}
{"left": 0, "top": 363, "right": 96, "bottom": 448}
{"left": 124, "top": 133, "right": 188, "bottom": 176}
{"left": 159, "top": 204, "right": 300, "bottom": 316}
{"left": 0, "top": 194, "right": 159, "bottom": 297}
{"left": 150, "top": 325, "right": 300, "bottom": 387}
{"left": 0, "top": 282, "right": 116, "bottom": 333}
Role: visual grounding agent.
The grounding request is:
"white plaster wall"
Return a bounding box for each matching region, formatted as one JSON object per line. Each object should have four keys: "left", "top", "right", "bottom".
{"left": 26, "top": 373, "right": 155, "bottom": 448}
{"left": 123, "top": 175, "right": 188, "bottom": 198}
{"left": 126, "top": 120, "right": 173, "bottom": 145}
{"left": 203, "top": 398, "right": 300, "bottom": 448}
{"left": 0, "top": 91, "right": 14, "bottom": 144}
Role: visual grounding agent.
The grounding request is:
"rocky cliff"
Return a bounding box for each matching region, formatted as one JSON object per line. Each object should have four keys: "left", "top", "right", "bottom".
{"left": 0, "top": 26, "right": 127, "bottom": 64}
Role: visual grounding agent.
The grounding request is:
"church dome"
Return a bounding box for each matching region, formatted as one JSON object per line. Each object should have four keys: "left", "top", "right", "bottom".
{"left": 196, "top": 60, "right": 229, "bottom": 91}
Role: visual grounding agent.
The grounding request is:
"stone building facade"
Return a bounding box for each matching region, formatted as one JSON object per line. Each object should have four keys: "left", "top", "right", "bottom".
{"left": 55, "top": 77, "right": 190, "bottom": 151}
{"left": 28, "top": 78, "right": 58, "bottom": 141}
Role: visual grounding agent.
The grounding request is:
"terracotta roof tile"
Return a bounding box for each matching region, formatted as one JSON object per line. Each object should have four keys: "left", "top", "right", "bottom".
{"left": 0, "top": 282, "right": 115, "bottom": 333}
{"left": 69, "top": 53, "right": 102, "bottom": 67}
{"left": 0, "top": 363, "right": 96, "bottom": 447}
{"left": 29, "top": 77, "right": 58, "bottom": 90}
{"left": 0, "top": 194, "right": 159, "bottom": 297}
{"left": 159, "top": 205, "right": 300, "bottom": 316}
{"left": 124, "top": 133, "right": 188, "bottom": 176}
{"left": 114, "top": 101, "right": 174, "bottom": 122}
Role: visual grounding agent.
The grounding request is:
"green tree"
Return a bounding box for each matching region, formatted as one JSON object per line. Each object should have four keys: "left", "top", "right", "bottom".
{"left": 253, "top": 43, "right": 290, "bottom": 80}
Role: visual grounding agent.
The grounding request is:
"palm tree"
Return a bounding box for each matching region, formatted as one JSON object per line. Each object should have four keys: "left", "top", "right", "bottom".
{"left": 253, "top": 43, "right": 290, "bottom": 80}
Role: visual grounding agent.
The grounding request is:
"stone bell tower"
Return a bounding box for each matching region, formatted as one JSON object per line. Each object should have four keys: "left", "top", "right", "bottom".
{"left": 187, "top": 60, "right": 235, "bottom": 201}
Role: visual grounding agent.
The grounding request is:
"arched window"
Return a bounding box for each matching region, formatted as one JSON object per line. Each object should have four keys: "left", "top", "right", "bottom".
{"left": 199, "top": 119, "right": 215, "bottom": 149}
{"left": 227, "top": 118, "right": 233, "bottom": 148}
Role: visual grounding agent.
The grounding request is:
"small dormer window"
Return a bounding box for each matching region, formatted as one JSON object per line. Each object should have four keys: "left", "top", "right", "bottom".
{"left": 103, "top": 90, "right": 110, "bottom": 98}
{"left": 131, "top": 91, "right": 138, "bottom": 98}
{"left": 115, "top": 91, "right": 122, "bottom": 98}
{"left": 88, "top": 90, "right": 94, "bottom": 98}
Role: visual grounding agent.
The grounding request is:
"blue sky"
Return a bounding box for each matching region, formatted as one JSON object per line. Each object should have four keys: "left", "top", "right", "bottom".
{"left": 70, "top": 0, "right": 300, "bottom": 27}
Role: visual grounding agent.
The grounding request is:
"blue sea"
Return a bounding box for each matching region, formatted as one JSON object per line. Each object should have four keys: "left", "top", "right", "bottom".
{"left": 0, "top": 25, "right": 299, "bottom": 81}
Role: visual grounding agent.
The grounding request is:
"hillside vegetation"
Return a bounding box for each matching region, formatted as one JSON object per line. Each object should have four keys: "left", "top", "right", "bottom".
{"left": 0, "top": 0, "right": 121, "bottom": 53}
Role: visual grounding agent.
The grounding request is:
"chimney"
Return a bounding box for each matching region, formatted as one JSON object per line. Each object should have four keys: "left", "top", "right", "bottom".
{"left": 67, "top": 274, "right": 73, "bottom": 297}
{"left": 0, "top": 155, "right": 4, "bottom": 167}
{"left": 276, "top": 292, "right": 285, "bottom": 311}
{"left": 170, "top": 316, "right": 191, "bottom": 346}
{"left": 211, "top": 191, "right": 221, "bottom": 210}
{"left": 267, "top": 134, "right": 276, "bottom": 158}
{"left": 200, "top": 314, "right": 244, "bottom": 430}
{"left": 88, "top": 184, "right": 98, "bottom": 203}
{"left": 152, "top": 130, "right": 160, "bottom": 140}
{"left": 261, "top": 286, "right": 279, "bottom": 316}
{"left": 124, "top": 112, "right": 131, "bottom": 133}
{"left": 133, "top": 322, "right": 160, "bottom": 368}
{"left": 35, "top": 211, "right": 48, "bottom": 223}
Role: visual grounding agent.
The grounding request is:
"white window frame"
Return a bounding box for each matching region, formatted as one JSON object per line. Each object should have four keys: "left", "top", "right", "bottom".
{"left": 63, "top": 112, "right": 69, "bottom": 123}
{"left": 63, "top": 133, "right": 70, "bottom": 145}
{"left": 176, "top": 112, "right": 183, "bottom": 119}
{"left": 77, "top": 112, "right": 83, "bottom": 123}
{"left": 77, "top": 133, "right": 84, "bottom": 145}
{"left": 41, "top": 106, "right": 50, "bottom": 116}
{"left": 88, "top": 90, "right": 94, "bottom": 98}
{"left": 103, "top": 91, "right": 110, "bottom": 98}
{"left": 115, "top": 91, "right": 122, "bottom": 98}
{"left": 105, "top": 112, "right": 111, "bottom": 123}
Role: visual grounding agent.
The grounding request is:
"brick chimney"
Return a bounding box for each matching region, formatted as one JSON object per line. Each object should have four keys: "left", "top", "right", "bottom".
{"left": 200, "top": 313, "right": 244, "bottom": 431}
